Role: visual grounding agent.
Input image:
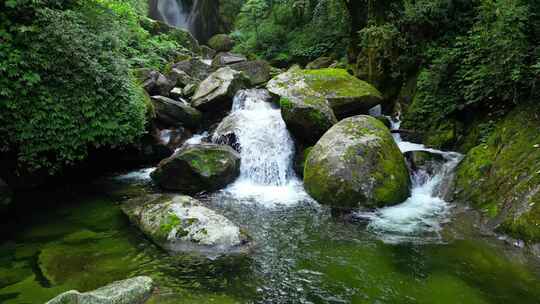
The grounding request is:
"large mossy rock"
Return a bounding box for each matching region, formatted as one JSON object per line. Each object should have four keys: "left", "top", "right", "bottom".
{"left": 151, "top": 143, "right": 240, "bottom": 193}
{"left": 122, "top": 194, "right": 251, "bottom": 257}
{"left": 46, "top": 276, "right": 154, "bottom": 304}
{"left": 454, "top": 103, "right": 540, "bottom": 243}
{"left": 304, "top": 115, "right": 411, "bottom": 209}
{"left": 267, "top": 67, "right": 338, "bottom": 144}
{"left": 191, "top": 67, "right": 250, "bottom": 112}
{"left": 208, "top": 34, "right": 234, "bottom": 52}
{"left": 268, "top": 68, "right": 383, "bottom": 119}
{"left": 151, "top": 96, "right": 202, "bottom": 129}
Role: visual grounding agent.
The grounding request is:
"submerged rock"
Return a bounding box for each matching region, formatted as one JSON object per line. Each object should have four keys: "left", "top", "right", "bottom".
{"left": 151, "top": 143, "right": 240, "bottom": 193}
{"left": 46, "top": 276, "right": 154, "bottom": 304}
{"left": 304, "top": 115, "right": 411, "bottom": 209}
{"left": 122, "top": 194, "right": 251, "bottom": 257}
{"left": 192, "top": 67, "right": 250, "bottom": 112}
{"left": 208, "top": 34, "right": 234, "bottom": 52}
{"left": 229, "top": 60, "right": 271, "bottom": 86}
{"left": 151, "top": 96, "right": 202, "bottom": 129}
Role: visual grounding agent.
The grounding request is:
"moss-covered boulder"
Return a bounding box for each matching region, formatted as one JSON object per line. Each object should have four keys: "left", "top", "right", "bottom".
{"left": 151, "top": 143, "right": 240, "bottom": 193}
{"left": 46, "top": 276, "right": 154, "bottom": 304}
{"left": 268, "top": 67, "right": 383, "bottom": 118}
{"left": 454, "top": 103, "right": 540, "bottom": 243}
{"left": 208, "top": 34, "right": 234, "bottom": 52}
{"left": 192, "top": 67, "right": 250, "bottom": 112}
{"left": 151, "top": 96, "right": 202, "bottom": 129}
{"left": 122, "top": 194, "right": 251, "bottom": 258}
{"left": 304, "top": 115, "right": 411, "bottom": 209}
{"left": 267, "top": 67, "right": 338, "bottom": 144}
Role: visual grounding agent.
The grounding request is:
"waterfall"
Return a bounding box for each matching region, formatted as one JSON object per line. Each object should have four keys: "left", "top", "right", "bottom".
{"left": 355, "top": 118, "right": 463, "bottom": 243}
{"left": 213, "top": 89, "right": 310, "bottom": 205}
{"left": 151, "top": 0, "right": 191, "bottom": 29}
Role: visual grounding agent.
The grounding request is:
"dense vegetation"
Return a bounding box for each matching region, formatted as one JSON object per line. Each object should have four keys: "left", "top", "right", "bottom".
{"left": 0, "top": 0, "right": 192, "bottom": 177}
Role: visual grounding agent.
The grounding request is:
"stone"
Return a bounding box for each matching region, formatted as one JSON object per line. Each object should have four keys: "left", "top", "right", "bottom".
{"left": 191, "top": 67, "right": 250, "bottom": 112}
{"left": 201, "top": 45, "right": 217, "bottom": 60}
{"left": 151, "top": 96, "right": 202, "bottom": 129}
{"left": 122, "top": 194, "right": 251, "bottom": 257}
{"left": 139, "top": 70, "right": 174, "bottom": 97}
{"left": 45, "top": 276, "right": 154, "bottom": 304}
{"left": 304, "top": 115, "right": 411, "bottom": 209}
{"left": 229, "top": 60, "right": 272, "bottom": 86}
{"left": 167, "top": 68, "right": 196, "bottom": 88}
{"left": 404, "top": 150, "right": 445, "bottom": 175}
{"left": 169, "top": 87, "right": 183, "bottom": 100}
{"left": 151, "top": 143, "right": 240, "bottom": 193}
{"left": 171, "top": 58, "right": 212, "bottom": 81}
{"left": 208, "top": 34, "right": 234, "bottom": 52}
{"left": 211, "top": 52, "right": 247, "bottom": 68}
{"left": 306, "top": 57, "right": 335, "bottom": 70}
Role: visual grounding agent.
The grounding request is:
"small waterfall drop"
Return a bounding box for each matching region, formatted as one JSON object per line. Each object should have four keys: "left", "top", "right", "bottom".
{"left": 356, "top": 117, "right": 463, "bottom": 243}
{"left": 213, "top": 89, "right": 310, "bottom": 205}
{"left": 152, "top": 0, "right": 191, "bottom": 29}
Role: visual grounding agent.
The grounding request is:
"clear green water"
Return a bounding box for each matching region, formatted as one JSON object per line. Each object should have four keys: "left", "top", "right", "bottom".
{"left": 0, "top": 177, "right": 538, "bottom": 304}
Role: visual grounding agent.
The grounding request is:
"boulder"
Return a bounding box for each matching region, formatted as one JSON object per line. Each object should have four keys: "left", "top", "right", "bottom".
{"left": 159, "top": 128, "right": 192, "bottom": 150}
{"left": 279, "top": 96, "right": 337, "bottom": 145}
{"left": 268, "top": 67, "right": 383, "bottom": 120}
{"left": 229, "top": 60, "right": 271, "bottom": 86}
{"left": 46, "top": 276, "right": 154, "bottom": 304}
{"left": 191, "top": 67, "right": 250, "bottom": 112}
{"left": 169, "top": 87, "right": 183, "bottom": 100}
{"left": 404, "top": 150, "right": 445, "bottom": 175}
{"left": 211, "top": 52, "right": 247, "bottom": 68}
{"left": 138, "top": 70, "right": 174, "bottom": 97}
{"left": 151, "top": 143, "right": 240, "bottom": 193}
{"left": 208, "top": 34, "right": 234, "bottom": 52}
{"left": 151, "top": 96, "right": 202, "bottom": 129}
{"left": 122, "top": 194, "right": 251, "bottom": 257}
{"left": 168, "top": 68, "right": 196, "bottom": 88}
{"left": 212, "top": 114, "right": 241, "bottom": 152}
{"left": 304, "top": 115, "right": 411, "bottom": 209}
{"left": 183, "top": 83, "right": 197, "bottom": 97}
{"left": 306, "top": 57, "right": 335, "bottom": 70}
{"left": 171, "top": 58, "right": 212, "bottom": 81}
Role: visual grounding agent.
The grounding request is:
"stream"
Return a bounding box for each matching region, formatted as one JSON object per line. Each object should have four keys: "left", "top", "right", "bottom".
{"left": 0, "top": 90, "right": 539, "bottom": 303}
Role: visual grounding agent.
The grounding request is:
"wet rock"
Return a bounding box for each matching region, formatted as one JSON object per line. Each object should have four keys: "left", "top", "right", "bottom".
{"left": 171, "top": 58, "right": 212, "bottom": 81}
{"left": 151, "top": 143, "right": 240, "bottom": 193}
{"left": 192, "top": 67, "right": 250, "bottom": 112}
{"left": 159, "top": 128, "right": 192, "bottom": 150}
{"left": 306, "top": 57, "right": 335, "bottom": 70}
{"left": 201, "top": 45, "right": 217, "bottom": 60}
{"left": 304, "top": 115, "right": 411, "bottom": 209}
{"left": 169, "top": 87, "right": 183, "bottom": 100}
{"left": 168, "top": 68, "right": 196, "bottom": 88}
{"left": 122, "top": 194, "right": 251, "bottom": 258}
{"left": 212, "top": 114, "right": 241, "bottom": 152}
{"left": 208, "top": 34, "right": 234, "bottom": 52}
{"left": 45, "top": 276, "right": 154, "bottom": 304}
{"left": 229, "top": 60, "right": 271, "bottom": 86}
{"left": 405, "top": 150, "right": 445, "bottom": 175}
{"left": 211, "top": 52, "right": 247, "bottom": 68}
{"left": 151, "top": 96, "right": 202, "bottom": 129}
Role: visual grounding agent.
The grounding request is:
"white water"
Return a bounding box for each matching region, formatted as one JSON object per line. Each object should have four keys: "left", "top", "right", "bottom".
{"left": 156, "top": 0, "right": 190, "bottom": 29}
{"left": 356, "top": 118, "right": 463, "bottom": 243}
{"left": 214, "top": 89, "right": 311, "bottom": 206}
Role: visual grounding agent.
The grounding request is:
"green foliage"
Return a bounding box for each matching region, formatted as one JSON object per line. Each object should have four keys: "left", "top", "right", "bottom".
{"left": 233, "top": 0, "right": 350, "bottom": 64}
{"left": 0, "top": 0, "right": 187, "bottom": 175}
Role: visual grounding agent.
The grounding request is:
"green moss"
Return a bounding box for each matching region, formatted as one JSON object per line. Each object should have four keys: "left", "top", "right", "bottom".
{"left": 160, "top": 213, "right": 182, "bottom": 239}
{"left": 301, "top": 68, "right": 382, "bottom": 99}
{"left": 455, "top": 103, "right": 540, "bottom": 242}
{"left": 279, "top": 97, "right": 293, "bottom": 110}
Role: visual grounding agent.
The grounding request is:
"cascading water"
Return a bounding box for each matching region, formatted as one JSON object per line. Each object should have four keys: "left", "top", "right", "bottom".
{"left": 213, "top": 89, "right": 310, "bottom": 205}
{"left": 356, "top": 117, "right": 463, "bottom": 243}
{"left": 151, "top": 0, "right": 191, "bottom": 29}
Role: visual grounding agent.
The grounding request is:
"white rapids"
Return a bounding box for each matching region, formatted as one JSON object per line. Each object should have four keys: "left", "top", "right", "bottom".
{"left": 356, "top": 117, "right": 463, "bottom": 243}
{"left": 213, "top": 89, "right": 311, "bottom": 206}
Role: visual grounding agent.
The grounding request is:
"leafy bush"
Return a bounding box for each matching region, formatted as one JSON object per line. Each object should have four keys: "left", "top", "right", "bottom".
{"left": 0, "top": 0, "right": 185, "bottom": 175}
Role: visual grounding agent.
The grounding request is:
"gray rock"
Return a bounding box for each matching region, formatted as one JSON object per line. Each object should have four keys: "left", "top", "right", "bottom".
{"left": 404, "top": 150, "right": 445, "bottom": 175}
{"left": 229, "top": 60, "right": 271, "bottom": 86}
{"left": 151, "top": 143, "right": 240, "bottom": 193}
{"left": 304, "top": 115, "right": 411, "bottom": 209}
{"left": 201, "top": 45, "right": 217, "bottom": 60}
{"left": 169, "top": 87, "right": 183, "bottom": 100}
{"left": 183, "top": 83, "right": 197, "bottom": 97}
{"left": 140, "top": 70, "right": 174, "bottom": 97}
{"left": 212, "top": 114, "right": 241, "bottom": 151}
{"left": 172, "top": 58, "right": 212, "bottom": 81}
{"left": 122, "top": 194, "right": 251, "bottom": 258}
{"left": 306, "top": 56, "right": 335, "bottom": 70}
{"left": 46, "top": 276, "right": 154, "bottom": 304}
{"left": 168, "top": 68, "right": 196, "bottom": 88}
{"left": 192, "top": 67, "right": 250, "bottom": 112}
{"left": 211, "top": 52, "right": 247, "bottom": 68}
{"left": 151, "top": 96, "right": 202, "bottom": 129}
